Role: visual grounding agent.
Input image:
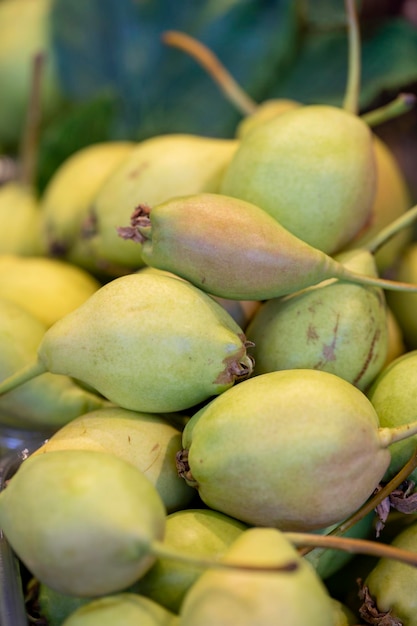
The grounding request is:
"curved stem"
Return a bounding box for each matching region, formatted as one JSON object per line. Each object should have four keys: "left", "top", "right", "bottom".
{"left": 360, "top": 203, "right": 417, "bottom": 254}
{"left": 161, "top": 30, "right": 258, "bottom": 116}
{"left": 342, "top": 0, "right": 361, "bottom": 114}
{"left": 362, "top": 93, "right": 417, "bottom": 128}
{"left": 149, "top": 539, "right": 298, "bottom": 573}
{"left": 338, "top": 267, "right": 417, "bottom": 293}
{"left": 285, "top": 532, "right": 417, "bottom": 567}
{"left": 0, "top": 361, "right": 47, "bottom": 396}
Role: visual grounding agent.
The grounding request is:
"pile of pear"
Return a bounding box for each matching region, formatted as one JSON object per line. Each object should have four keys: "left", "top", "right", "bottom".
{"left": 3, "top": 12, "right": 417, "bottom": 626}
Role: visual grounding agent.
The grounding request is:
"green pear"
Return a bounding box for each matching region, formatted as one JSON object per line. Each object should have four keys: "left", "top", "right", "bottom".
{"left": 32, "top": 406, "right": 195, "bottom": 513}
{"left": 84, "top": 134, "right": 238, "bottom": 270}
{"left": 386, "top": 242, "right": 417, "bottom": 349}
{"left": 0, "top": 0, "right": 62, "bottom": 148}
{"left": 40, "top": 141, "right": 134, "bottom": 274}
{"left": 245, "top": 248, "right": 389, "bottom": 391}
{"left": 366, "top": 350, "right": 417, "bottom": 483}
{"left": 0, "top": 295, "right": 108, "bottom": 430}
{"left": 119, "top": 192, "right": 416, "bottom": 301}
{"left": 136, "top": 508, "right": 247, "bottom": 613}
{"left": 178, "top": 369, "right": 417, "bottom": 531}
{"left": 61, "top": 593, "right": 176, "bottom": 626}
{"left": 0, "top": 270, "right": 253, "bottom": 413}
{"left": 362, "top": 520, "right": 417, "bottom": 626}
{"left": 0, "top": 254, "right": 101, "bottom": 327}
{"left": 178, "top": 526, "right": 335, "bottom": 626}
{"left": 36, "top": 582, "right": 92, "bottom": 626}
{"left": 0, "top": 449, "right": 167, "bottom": 596}
{"left": 384, "top": 306, "right": 406, "bottom": 368}
{"left": 220, "top": 104, "right": 377, "bottom": 254}
{"left": 345, "top": 135, "right": 413, "bottom": 273}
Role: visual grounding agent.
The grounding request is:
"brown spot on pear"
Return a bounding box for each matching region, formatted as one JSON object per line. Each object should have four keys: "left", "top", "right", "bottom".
{"left": 178, "top": 526, "right": 336, "bottom": 626}
{"left": 0, "top": 449, "right": 166, "bottom": 596}
{"left": 178, "top": 369, "right": 417, "bottom": 531}
{"left": 0, "top": 271, "right": 254, "bottom": 412}
{"left": 245, "top": 248, "right": 389, "bottom": 390}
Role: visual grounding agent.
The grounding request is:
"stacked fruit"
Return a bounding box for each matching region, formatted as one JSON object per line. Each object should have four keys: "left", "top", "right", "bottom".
{"left": 2, "top": 1, "right": 417, "bottom": 625}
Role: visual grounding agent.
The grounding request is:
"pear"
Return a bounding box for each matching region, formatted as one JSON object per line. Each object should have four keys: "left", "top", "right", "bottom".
{"left": 177, "top": 369, "right": 417, "bottom": 531}
{"left": 366, "top": 350, "right": 417, "bottom": 483}
{"left": 0, "top": 449, "right": 167, "bottom": 596}
{"left": 219, "top": 103, "right": 377, "bottom": 254}
{"left": 0, "top": 271, "right": 253, "bottom": 413}
{"left": 40, "top": 141, "right": 134, "bottom": 274}
{"left": 361, "top": 520, "right": 417, "bottom": 626}
{"left": 0, "top": 181, "right": 45, "bottom": 255}
{"left": 118, "top": 192, "right": 417, "bottom": 301}
{"left": 386, "top": 242, "right": 417, "bottom": 349}
{"left": 136, "top": 508, "right": 247, "bottom": 613}
{"left": 178, "top": 526, "right": 335, "bottom": 626}
{"left": 84, "top": 134, "right": 238, "bottom": 270}
{"left": 0, "top": 295, "right": 108, "bottom": 430}
{"left": 36, "top": 582, "right": 92, "bottom": 626}
{"left": 0, "top": 254, "right": 101, "bottom": 327}
{"left": 235, "top": 98, "right": 301, "bottom": 138}
{"left": 60, "top": 593, "right": 176, "bottom": 626}
{"left": 32, "top": 406, "right": 195, "bottom": 513}
{"left": 384, "top": 306, "right": 406, "bottom": 367}
{"left": 245, "top": 248, "right": 389, "bottom": 391}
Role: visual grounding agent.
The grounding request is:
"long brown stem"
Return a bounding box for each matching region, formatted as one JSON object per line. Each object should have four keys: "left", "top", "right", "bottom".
{"left": 19, "top": 52, "right": 44, "bottom": 188}
{"left": 161, "top": 30, "right": 258, "bottom": 116}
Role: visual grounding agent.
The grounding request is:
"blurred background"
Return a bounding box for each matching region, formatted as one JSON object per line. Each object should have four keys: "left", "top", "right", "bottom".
{"left": 1, "top": 0, "right": 417, "bottom": 200}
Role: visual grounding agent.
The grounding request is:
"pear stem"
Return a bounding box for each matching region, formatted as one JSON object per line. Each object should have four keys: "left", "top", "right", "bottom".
{"left": 161, "top": 30, "right": 258, "bottom": 116}
{"left": 18, "top": 52, "right": 44, "bottom": 189}
{"left": 285, "top": 532, "right": 417, "bottom": 568}
{"left": 336, "top": 266, "right": 417, "bottom": 293}
{"left": 362, "top": 93, "right": 417, "bottom": 127}
{"left": 149, "top": 539, "right": 299, "bottom": 573}
{"left": 0, "top": 361, "right": 47, "bottom": 396}
{"left": 380, "top": 419, "right": 417, "bottom": 447}
{"left": 342, "top": 0, "right": 361, "bottom": 115}
{"left": 361, "top": 203, "right": 417, "bottom": 255}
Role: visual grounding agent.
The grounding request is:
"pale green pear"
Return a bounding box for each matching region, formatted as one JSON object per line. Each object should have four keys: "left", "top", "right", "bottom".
{"left": 33, "top": 406, "right": 195, "bottom": 512}
{"left": 0, "top": 295, "right": 108, "bottom": 430}
{"left": 136, "top": 508, "right": 247, "bottom": 613}
{"left": 178, "top": 369, "right": 417, "bottom": 531}
{"left": 40, "top": 141, "right": 134, "bottom": 274}
{"left": 86, "top": 134, "right": 238, "bottom": 269}
{"left": 178, "top": 527, "right": 335, "bottom": 626}
{"left": 245, "top": 248, "right": 389, "bottom": 391}
{"left": 120, "top": 193, "right": 411, "bottom": 301}
{"left": 220, "top": 104, "right": 377, "bottom": 254}
{"left": 345, "top": 135, "right": 413, "bottom": 273}
{"left": 363, "top": 520, "right": 417, "bottom": 626}
{"left": 0, "top": 254, "right": 101, "bottom": 327}
{"left": 0, "top": 181, "right": 45, "bottom": 255}
{"left": 386, "top": 242, "right": 417, "bottom": 349}
{"left": 0, "top": 0, "right": 62, "bottom": 147}
{"left": 61, "top": 593, "right": 176, "bottom": 626}
{"left": 367, "top": 350, "right": 417, "bottom": 483}
{"left": 0, "top": 271, "right": 253, "bottom": 413}
{"left": 0, "top": 449, "right": 166, "bottom": 596}
{"left": 37, "top": 583, "right": 91, "bottom": 626}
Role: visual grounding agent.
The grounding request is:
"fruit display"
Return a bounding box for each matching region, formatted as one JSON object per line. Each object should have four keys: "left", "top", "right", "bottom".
{"left": 2, "top": 1, "right": 417, "bottom": 625}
